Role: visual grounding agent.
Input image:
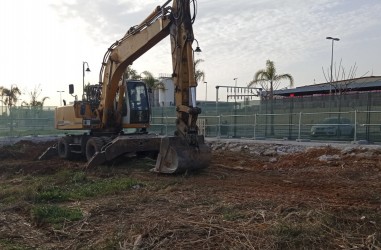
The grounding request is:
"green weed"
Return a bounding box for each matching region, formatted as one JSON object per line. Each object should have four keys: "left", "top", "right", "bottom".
{"left": 35, "top": 177, "right": 141, "bottom": 202}
{"left": 31, "top": 204, "right": 83, "bottom": 226}
{"left": 0, "top": 239, "right": 29, "bottom": 250}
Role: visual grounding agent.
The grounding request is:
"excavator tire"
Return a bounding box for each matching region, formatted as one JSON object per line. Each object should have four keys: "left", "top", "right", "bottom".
{"left": 86, "top": 137, "right": 105, "bottom": 161}
{"left": 57, "top": 137, "right": 73, "bottom": 160}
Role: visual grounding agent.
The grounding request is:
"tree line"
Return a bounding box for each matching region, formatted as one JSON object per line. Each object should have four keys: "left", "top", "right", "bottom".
{"left": 0, "top": 85, "right": 49, "bottom": 113}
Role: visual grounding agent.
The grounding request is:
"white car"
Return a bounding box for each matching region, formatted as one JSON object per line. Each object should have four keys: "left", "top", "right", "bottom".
{"left": 311, "top": 117, "right": 354, "bottom": 137}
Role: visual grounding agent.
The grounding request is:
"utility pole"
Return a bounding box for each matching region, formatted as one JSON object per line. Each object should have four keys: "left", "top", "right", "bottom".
{"left": 57, "top": 91, "right": 64, "bottom": 106}
{"left": 233, "top": 78, "right": 238, "bottom": 138}
{"left": 326, "top": 37, "right": 340, "bottom": 93}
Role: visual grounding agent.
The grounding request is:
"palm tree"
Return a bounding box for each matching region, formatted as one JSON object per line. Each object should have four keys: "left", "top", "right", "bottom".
{"left": 249, "top": 60, "right": 294, "bottom": 135}
{"left": 124, "top": 66, "right": 140, "bottom": 80}
{"left": 0, "top": 85, "right": 21, "bottom": 132}
{"left": 141, "top": 71, "right": 159, "bottom": 89}
{"left": 141, "top": 71, "right": 160, "bottom": 107}
{"left": 194, "top": 59, "right": 205, "bottom": 84}
{"left": 0, "top": 86, "right": 4, "bottom": 115}
{"left": 0, "top": 86, "right": 22, "bottom": 110}
{"left": 248, "top": 60, "right": 294, "bottom": 98}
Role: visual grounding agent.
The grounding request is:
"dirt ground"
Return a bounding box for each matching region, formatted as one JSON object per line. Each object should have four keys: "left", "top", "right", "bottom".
{"left": 1, "top": 139, "right": 381, "bottom": 249}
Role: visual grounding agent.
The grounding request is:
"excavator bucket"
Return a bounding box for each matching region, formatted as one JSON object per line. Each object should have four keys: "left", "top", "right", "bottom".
{"left": 154, "top": 135, "right": 211, "bottom": 174}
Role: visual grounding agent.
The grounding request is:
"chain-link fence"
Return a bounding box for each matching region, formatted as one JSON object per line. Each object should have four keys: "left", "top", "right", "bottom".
{"left": 0, "top": 106, "right": 58, "bottom": 137}
{"left": 150, "top": 111, "right": 381, "bottom": 143}
{"left": 1, "top": 91, "right": 381, "bottom": 142}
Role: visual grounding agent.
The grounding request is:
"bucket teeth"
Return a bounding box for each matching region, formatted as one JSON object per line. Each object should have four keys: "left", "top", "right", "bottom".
{"left": 154, "top": 136, "right": 211, "bottom": 174}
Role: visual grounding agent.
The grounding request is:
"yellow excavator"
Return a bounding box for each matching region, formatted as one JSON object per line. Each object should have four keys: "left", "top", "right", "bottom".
{"left": 40, "top": 0, "right": 210, "bottom": 174}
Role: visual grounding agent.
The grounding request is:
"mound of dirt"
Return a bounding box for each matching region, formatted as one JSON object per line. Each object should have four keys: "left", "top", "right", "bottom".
{"left": 0, "top": 140, "right": 55, "bottom": 161}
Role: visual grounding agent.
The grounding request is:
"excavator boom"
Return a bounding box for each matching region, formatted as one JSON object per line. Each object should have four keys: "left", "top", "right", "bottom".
{"left": 41, "top": 0, "right": 211, "bottom": 174}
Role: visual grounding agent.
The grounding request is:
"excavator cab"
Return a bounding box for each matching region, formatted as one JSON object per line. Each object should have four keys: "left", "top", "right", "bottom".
{"left": 123, "top": 80, "right": 150, "bottom": 125}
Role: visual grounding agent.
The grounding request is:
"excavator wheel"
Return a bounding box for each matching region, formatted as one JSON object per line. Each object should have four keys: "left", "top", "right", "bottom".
{"left": 57, "top": 137, "right": 73, "bottom": 160}
{"left": 86, "top": 137, "right": 105, "bottom": 161}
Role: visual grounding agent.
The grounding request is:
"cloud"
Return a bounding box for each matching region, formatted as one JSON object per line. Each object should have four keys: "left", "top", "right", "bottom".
{"left": 50, "top": 0, "right": 164, "bottom": 43}
{"left": 49, "top": 0, "right": 381, "bottom": 90}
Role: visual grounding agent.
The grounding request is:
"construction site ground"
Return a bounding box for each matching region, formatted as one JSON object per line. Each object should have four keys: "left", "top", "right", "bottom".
{"left": 1, "top": 138, "right": 381, "bottom": 249}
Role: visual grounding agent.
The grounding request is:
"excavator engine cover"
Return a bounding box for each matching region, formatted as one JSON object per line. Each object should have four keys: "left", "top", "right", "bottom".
{"left": 154, "top": 135, "right": 211, "bottom": 174}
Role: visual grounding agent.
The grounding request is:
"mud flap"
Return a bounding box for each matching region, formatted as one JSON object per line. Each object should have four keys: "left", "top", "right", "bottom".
{"left": 154, "top": 136, "right": 211, "bottom": 174}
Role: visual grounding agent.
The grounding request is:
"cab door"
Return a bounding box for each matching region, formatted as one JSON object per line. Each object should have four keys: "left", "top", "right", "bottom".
{"left": 122, "top": 80, "right": 150, "bottom": 125}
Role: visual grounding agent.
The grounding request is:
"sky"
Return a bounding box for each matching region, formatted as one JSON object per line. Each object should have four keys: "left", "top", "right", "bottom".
{"left": 1, "top": 0, "right": 381, "bottom": 106}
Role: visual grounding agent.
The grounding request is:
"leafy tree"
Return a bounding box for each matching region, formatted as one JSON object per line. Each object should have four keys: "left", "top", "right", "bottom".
{"left": 248, "top": 60, "right": 294, "bottom": 135}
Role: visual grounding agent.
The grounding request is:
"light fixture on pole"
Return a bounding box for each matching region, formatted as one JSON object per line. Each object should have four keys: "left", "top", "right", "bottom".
{"left": 326, "top": 37, "right": 340, "bottom": 93}
{"left": 82, "top": 61, "right": 91, "bottom": 100}
{"left": 193, "top": 38, "right": 202, "bottom": 53}
{"left": 57, "top": 90, "right": 64, "bottom": 106}
{"left": 233, "top": 78, "right": 238, "bottom": 87}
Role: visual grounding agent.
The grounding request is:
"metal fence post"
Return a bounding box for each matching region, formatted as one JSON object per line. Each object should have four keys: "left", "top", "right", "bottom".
{"left": 353, "top": 109, "right": 357, "bottom": 142}
{"left": 298, "top": 112, "right": 302, "bottom": 140}
{"left": 165, "top": 115, "right": 168, "bottom": 136}
{"left": 254, "top": 113, "right": 257, "bottom": 139}
{"left": 218, "top": 115, "right": 221, "bottom": 138}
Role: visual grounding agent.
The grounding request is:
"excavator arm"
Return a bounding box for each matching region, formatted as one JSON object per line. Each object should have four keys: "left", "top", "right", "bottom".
{"left": 154, "top": 0, "right": 211, "bottom": 173}
{"left": 47, "top": 0, "right": 211, "bottom": 174}
{"left": 98, "top": 0, "right": 203, "bottom": 146}
{"left": 170, "top": 0, "right": 201, "bottom": 145}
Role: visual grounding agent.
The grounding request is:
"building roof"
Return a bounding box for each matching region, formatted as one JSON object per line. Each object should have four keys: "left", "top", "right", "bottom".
{"left": 273, "top": 76, "right": 381, "bottom": 97}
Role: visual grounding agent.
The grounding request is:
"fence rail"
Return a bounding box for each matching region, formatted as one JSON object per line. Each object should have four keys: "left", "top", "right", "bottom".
{"left": 150, "top": 110, "right": 381, "bottom": 143}
{"left": 1, "top": 106, "right": 381, "bottom": 143}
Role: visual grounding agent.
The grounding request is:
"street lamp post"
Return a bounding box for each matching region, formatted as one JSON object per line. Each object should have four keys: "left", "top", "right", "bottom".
{"left": 57, "top": 91, "right": 64, "bottom": 106}
{"left": 192, "top": 39, "right": 202, "bottom": 107}
{"left": 9, "top": 84, "right": 17, "bottom": 133}
{"left": 233, "top": 78, "right": 238, "bottom": 138}
{"left": 326, "top": 37, "right": 340, "bottom": 92}
{"left": 204, "top": 82, "right": 207, "bottom": 101}
{"left": 82, "top": 62, "right": 91, "bottom": 100}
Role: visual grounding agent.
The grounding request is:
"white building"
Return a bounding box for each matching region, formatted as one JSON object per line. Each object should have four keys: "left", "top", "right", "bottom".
{"left": 157, "top": 75, "right": 175, "bottom": 107}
